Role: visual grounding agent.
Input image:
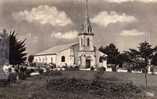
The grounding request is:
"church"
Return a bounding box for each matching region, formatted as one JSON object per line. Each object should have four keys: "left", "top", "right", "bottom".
{"left": 33, "top": 0, "right": 107, "bottom": 69}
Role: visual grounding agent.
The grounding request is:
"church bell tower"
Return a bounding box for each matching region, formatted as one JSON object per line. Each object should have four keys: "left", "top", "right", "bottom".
{"left": 78, "top": 0, "right": 96, "bottom": 68}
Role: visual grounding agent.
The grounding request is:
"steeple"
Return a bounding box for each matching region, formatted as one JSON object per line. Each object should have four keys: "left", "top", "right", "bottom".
{"left": 83, "top": 0, "right": 93, "bottom": 33}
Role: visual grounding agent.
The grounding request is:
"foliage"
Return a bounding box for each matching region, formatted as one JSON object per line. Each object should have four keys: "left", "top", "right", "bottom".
{"left": 9, "top": 31, "right": 27, "bottom": 65}
{"left": 65, "top": 66, "right": 79, "bottom": 71}
{"left": 116, "top": 52, "right": 130, "bottom": 67}
{"left": 97, "top": 67, "right": 106, "bottom": 73}
{"left": 90, "top": 66, "right": 95, "bottom": 71}
{"left": 28, "top": 55, "right": 34, "bottom": 64}
{"left": 123, "top": 41, "right": 157, "bottom": 70}
{"left": 151, "top": 53, "right": 157, "bottom": 66}
{"left": 99, "top": 43, "right": 120, "bottom": 65}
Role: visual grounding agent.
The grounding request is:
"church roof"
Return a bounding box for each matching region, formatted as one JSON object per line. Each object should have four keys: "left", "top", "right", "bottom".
{"left": 34, "top": 42, "right": 79, "bottom": 56}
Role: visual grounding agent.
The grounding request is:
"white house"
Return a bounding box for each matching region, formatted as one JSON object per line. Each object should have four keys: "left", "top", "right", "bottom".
{"left": 33, "top": 0, "right": 107, "bottom": 69}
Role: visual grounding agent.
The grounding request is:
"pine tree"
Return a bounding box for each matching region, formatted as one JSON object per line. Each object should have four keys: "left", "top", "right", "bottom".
{"left": 9, "top": 31, "right": 27, "bottom": 65}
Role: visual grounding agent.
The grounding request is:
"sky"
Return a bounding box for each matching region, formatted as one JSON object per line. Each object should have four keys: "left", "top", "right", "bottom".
{"left": 0, "top": 0, "right": 157, "bottom": 54}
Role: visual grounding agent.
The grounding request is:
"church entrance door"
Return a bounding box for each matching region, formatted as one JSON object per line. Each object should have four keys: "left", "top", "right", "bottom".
{"left": 86, "top": 59, "right": 91, "bottom": 68}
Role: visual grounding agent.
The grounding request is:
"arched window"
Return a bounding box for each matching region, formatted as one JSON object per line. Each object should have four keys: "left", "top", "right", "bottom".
{"left": 61, "top": 56, "right": 65, "bottom": 62}
{"left": 87, "top": 38, "right": 90, "bottom": 46}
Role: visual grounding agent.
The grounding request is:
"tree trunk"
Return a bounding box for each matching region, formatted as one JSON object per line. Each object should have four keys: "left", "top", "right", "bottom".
{"left": 145, "top": 71, "right": 148, "bottom": 88}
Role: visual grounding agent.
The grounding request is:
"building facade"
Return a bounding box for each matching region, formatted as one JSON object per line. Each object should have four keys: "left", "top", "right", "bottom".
{"left": 33, "top": 0, "right": 107, "bottom": 68}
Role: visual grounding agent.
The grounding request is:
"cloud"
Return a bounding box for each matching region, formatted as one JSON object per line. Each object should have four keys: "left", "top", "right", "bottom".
{"left": 18, "top": 33, "right": 39, "bottom": 44}
{"left": 12, "top": 5, "right": 72, "bottom": 27}
{"left": 105, "top": 0, "right": 157, "bottom": 3}
{"left": 91, "top": 11, "right": 137, "bottom": 27}
{"left": 120, "top": 29, "right": 145, "bottom": 36}
{"left": 51, "top": 30, "right": 78, "bottom": 40}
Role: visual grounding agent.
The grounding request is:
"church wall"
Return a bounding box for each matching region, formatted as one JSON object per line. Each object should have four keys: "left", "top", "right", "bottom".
{"left": 34, "top": 54, "right": 57, "bottom": 64}
{"left": 71, "top": 44, "right": 79, "bottom": 66}
{"left": 33, "top": 44, "right": 79, "bottom": 67}
{"left": 56, "top": 48, "right": 75, "bottom": 67}
{"left": 96, "top": 51, "right": 107, "bottom": 68}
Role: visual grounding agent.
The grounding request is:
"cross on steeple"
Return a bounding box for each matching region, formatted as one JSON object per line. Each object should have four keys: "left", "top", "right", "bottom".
{"left": 83, "top": 0, "right": 93, "bottom": 33}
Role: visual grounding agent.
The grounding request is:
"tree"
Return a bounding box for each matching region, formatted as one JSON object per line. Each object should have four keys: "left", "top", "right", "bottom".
{"left": 124, "top": 41, "right": 157, "bottom": 70}
{"left": 150, "top": 53, "right": 157, "bottom": 75}
{"left": 151, "top": 53, "right": 157, "bottom": 66}
{"left": 28, "top": 55, "right": 34, "bottom": 65}
{"left": 9, "top": 31, "right": 27, "bottom": 65}
{"left": 99, "top": 43, "right": 120, "bottom": 72}
{"left": 126, "top": 41, "right": 157, "bottom": 88}
{"left": 117, "top": 52, "right": 130, "bottom": 68}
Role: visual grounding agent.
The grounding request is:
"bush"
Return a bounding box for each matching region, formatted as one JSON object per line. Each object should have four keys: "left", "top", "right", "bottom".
{"left": 97, "top": 67, "right": 106, "bottom": 73}
{"left": 18, "top": 72, "right": 26, "bottom": 80}
{"left": 90, "top": 66, "right": 95, "bottom": 71}
{"left": 127, "top": 68, "right": 132, "bottom": 73}
{"left": 74, "top": 66, "right": 79, "bottom": 70}
{"left": 112, "top": 66, "right": 117, "bottom": 72}
{"left": 38, "top": 69, "right": 44, "bottom": 74}
{"left": 25, "top": 69, "right": 35, "bottom": 77}
{"left": 66, "top": 66, "right": 79, "bottom": 71}
{"left": 142, "top": 68, "right": 148, "bottom": 74}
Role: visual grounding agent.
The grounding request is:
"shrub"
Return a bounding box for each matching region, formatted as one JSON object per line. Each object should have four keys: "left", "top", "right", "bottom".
{"left": 18, "top": 72, "right": 26, "bottom": 80}
{"left": 90, "top": 66, "right": 95, "bottom": 71}
{"left": 142, "top": 68, "right": 148, "bottom": 73}
{"left": 127, "top": 68, "right": 132, "bottom": 73}
{"left": 74, "top": 66, "right": 79, "bottom": 71}
{"left": 38, "top": 69, "right": 44, "bottom": 74}
{"left": 111, "top": 66, "right": 117, "bottom": 72}
{"left": 25, "top": 69, "right": 35, "bottom": 77}
{"left": 66, "top": 66, "right": 79, "bottom": 71}
{"left": 97, "top": 67, "right": 106, "bottom": 73}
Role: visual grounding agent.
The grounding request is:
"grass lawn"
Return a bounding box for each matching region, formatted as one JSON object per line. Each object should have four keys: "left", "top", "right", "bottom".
{"left": 0, "top": 71, "right": 157, "bottom": 99}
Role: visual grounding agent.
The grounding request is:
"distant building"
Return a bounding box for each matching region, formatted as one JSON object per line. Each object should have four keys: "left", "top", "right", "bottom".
{"left": 33, "top": 0, "right": 107, "bottom": 68}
